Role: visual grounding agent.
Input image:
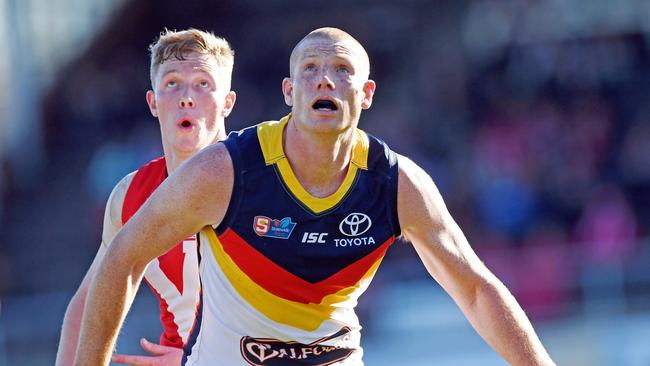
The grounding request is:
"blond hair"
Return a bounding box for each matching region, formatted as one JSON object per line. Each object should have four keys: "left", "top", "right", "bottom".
{"left": 149, "top": 28, "right": 234, "bottom": 87}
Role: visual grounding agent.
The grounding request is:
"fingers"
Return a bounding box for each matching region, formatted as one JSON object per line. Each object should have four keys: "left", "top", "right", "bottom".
{"left": 111, "top": 339, "right": 183, "bottom": 365}
{"left": 139, "top": 338, "right": 176, "bottom": 356}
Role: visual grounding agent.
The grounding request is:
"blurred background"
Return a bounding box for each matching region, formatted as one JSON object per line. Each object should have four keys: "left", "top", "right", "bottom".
{"left": 1, "top": 0, "right": 649, "bottom": 365}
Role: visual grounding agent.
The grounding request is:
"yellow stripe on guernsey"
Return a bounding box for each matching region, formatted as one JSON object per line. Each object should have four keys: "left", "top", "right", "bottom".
{"left": 257, "top": 114, "right": 369, "bottom": 214}
{"left": 203, "top": 228, "right": 383, "bottom": 331}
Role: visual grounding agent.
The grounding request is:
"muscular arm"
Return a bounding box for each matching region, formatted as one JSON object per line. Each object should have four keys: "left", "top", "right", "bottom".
{"left": 55, "top": 245, "right": 107, "bottom": 366}
{"left": 73, "top": 143, "right": 233, "bottom": 366}
{"left": 396, "top": 155, "right": 555, "bottom": 366}
{"left": 55, "top": 173, "right": 132, "bottom": 366}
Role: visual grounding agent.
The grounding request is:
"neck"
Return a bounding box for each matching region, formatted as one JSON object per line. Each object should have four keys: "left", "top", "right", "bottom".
{"left": 164, "top": 131, "right": 227, "bottom": 174}
{"left": 283, "top": 118, "right": 356, "bottom": 198}
{"left": 164, "top": 150, "right": 193, "bottom": 174}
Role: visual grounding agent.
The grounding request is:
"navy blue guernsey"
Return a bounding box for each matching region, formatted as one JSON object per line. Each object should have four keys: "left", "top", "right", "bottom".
{"left": 197, "top": 115, "right": 400, "bottom": 335}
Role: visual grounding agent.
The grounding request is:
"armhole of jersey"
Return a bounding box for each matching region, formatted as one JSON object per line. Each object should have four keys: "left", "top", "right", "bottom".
{"left": 195, "top": 231, "right": 202, "bottom": 265}
{"left": 215, "top": 139, "right": 243, "bottom": 235}
{"left": 387, "top": 150, "right": 401, "bottom": 237}
{"left": 101, "top": 172, "right": 134, "bottom": 247}
{"left": 121, "top": 157, "right": 166, "bottom": 225}
{"left": 368, "top": 134, "right": 401, "bottom": 238}
{"left": 119, "top": 171, "right": 138, "bottom": 224}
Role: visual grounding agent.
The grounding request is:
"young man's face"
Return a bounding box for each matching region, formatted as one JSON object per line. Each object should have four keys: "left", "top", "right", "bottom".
{"left": 147, "top": 52, "right": 235, "bottom": 156}
{"left": 283, "top": 37, "right": 375, "bottom": 134}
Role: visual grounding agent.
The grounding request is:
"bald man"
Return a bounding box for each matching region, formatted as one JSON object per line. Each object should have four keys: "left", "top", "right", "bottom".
{"left": 74, "top": 28, "right": 556, "bottom": 366}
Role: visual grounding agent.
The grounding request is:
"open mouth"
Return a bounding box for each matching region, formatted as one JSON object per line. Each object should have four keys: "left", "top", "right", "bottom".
{"left": 179, "top": 119, "right": 193, "bottom": 128}
{"left": 312, "top": 99, "right": 338, "bottom": 111}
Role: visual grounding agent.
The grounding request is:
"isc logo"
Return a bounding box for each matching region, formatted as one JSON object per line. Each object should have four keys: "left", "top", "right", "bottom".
{"left": 301, "top": 232, "right": 328, "bottom": 244}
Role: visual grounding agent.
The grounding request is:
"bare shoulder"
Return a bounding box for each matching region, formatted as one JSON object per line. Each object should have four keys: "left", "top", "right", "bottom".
{"left": 160, "top": 142, "right": 233, "bottom": 227}
{"left": 108, "top": 171, "right": 137, "bottom": 217}
{"left": 396, "top": 155, "right": 431, "bottom": 198}
{"left": 396, "top": 155, "right": 448, "bottom": 237}
{"left": 185, "top": 140, "right": 232, "bottom": 177}
{"left": 102, "top": 171, "right": 137, "bottom": 246}
{"left": 174, "top": 142, "right": 233, "bottom": 194}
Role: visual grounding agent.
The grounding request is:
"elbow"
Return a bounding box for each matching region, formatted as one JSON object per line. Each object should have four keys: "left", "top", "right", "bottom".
{"left": 109, "top": 231, "right": 150, "bottom": 269}
{"left": 103, "top": 240, "right": 149, "bottom": 283}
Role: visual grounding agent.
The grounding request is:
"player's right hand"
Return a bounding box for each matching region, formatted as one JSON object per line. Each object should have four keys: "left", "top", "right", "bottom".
{"left": 111, "top": 338, "right": 183, "bottom": 366}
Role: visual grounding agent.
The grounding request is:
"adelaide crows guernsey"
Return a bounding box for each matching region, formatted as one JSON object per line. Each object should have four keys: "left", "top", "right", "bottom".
{"left": 184, "top": 115, "right": 400, "bottom": 366}
{"left": 122, "top": 157, "right": 201, "bottom": 348}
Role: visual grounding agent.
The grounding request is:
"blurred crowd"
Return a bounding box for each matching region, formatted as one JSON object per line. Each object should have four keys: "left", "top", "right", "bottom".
{"left": 1, "top": 0, "right": 649, "bottom": 322}
{"left": 417, "top": 30, "right": 650, "bottom": 318}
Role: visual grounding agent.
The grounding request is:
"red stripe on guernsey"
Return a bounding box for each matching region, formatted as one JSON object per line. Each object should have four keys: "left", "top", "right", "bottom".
{"left": 121, "top": 157, "right": 167, "bottom": 224}
{"left": 157, "top": 242, "right": 186, "bottom": 294}
{"left": 218, "top": 228, "right": 393, "bottom": 304}
{"left": 122, "top": 156, "right": 190, "bottom": 347}
{"left": 143, "top": 277, "right": 183, "bottom": 348}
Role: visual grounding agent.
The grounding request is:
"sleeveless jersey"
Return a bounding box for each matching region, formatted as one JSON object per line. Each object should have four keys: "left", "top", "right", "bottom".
{"left": 184, "top": 115, "right": 400, "bottom": 366}
{"left": 122, "top": 157, "right": 201, "bottom": 348}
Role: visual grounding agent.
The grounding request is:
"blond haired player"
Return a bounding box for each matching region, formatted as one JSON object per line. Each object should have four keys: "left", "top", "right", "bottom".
{"left": 55, "top": 28, "right": 236, "bottom": 366}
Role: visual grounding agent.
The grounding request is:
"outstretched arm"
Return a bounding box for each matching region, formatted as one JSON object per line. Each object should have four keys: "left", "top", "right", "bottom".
{"left": 73, "top": 143, "right": 233, "bottom": 366}
{"left": 396, "top": 155, "right": 555, "bottom": 366}
{"left": 55, "top": 244, "right": 106, "bottom": 366}
{"left": 55, "top": 172, "right": 132, "bottom": 366}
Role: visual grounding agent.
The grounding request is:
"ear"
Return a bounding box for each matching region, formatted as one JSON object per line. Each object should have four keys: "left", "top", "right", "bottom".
{"left": 221, "top": 91, "right": 237, "bottom": 117}
{"left": 282, "top": 77, "right": 293, "bottom": 107}
{"left": 146, "top": 90, "right": 158, "bottom": 117}
{"left": 361, "top": 80, "right": 376, "bottom": 110}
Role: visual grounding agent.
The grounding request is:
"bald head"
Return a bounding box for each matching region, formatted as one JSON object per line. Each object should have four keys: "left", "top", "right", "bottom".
{"left": 289, "top": 27, "right": 370, "bottom": 79}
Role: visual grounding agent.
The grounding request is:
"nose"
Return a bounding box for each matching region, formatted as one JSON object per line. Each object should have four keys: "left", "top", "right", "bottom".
{"left": 178, "top": 96, "right": 194, "bottom": 109}
{"left": 317, "top": 73, "right": 335, "bottom": 90}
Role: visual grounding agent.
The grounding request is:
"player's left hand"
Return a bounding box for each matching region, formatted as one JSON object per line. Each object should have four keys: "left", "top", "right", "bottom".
{"left": 111, "top": 338, "right": 183, "bottom": 366}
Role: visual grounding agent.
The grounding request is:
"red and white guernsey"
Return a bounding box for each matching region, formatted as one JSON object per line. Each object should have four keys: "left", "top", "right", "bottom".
{"left": 121, "top": 157, "right": 201, "bottom": 348}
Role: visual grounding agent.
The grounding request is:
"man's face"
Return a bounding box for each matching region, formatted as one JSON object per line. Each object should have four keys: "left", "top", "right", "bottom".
{"left": 147, "top": 52, "right": 235, "bottom": 155}
{"left": 283, "top": 38, "right": 375, "bottom": 134}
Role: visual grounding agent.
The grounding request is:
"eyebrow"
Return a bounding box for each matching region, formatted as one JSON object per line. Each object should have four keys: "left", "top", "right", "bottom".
{"left": 160, "top": 68, "right": 215, "bottom": 78}
{"left": 160, "top": 69, "right": 179, "bottom": 78}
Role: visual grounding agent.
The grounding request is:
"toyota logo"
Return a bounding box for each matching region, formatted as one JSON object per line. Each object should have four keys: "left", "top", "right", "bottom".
{"left": 339, "top": 213, "right": 372, "bottom": 237}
